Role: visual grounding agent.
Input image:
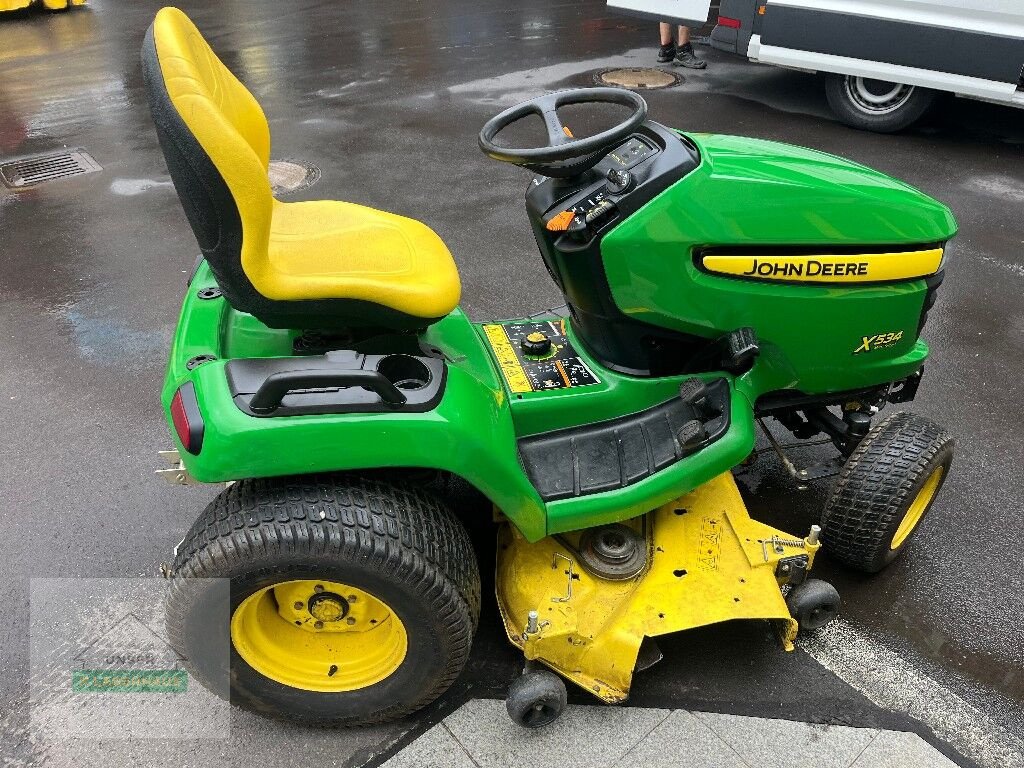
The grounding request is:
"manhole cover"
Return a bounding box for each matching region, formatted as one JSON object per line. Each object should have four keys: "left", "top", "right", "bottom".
{"left": 596, "top": 68, "right": 681, "bottom": 90}
{"left": 0, "top": 148, "right": 101, "bottom": 189}
{"left": 268, "top": 159, "right": 321, "bottom": 194}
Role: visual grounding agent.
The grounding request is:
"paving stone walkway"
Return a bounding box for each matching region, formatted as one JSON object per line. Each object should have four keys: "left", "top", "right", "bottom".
{"left": 382, "top": 699, "right": 957, "bottom": 768}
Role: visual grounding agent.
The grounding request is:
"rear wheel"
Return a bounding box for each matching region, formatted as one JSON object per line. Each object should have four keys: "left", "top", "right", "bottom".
{"left": 821, "top": 412, "right": 953, "bottom": 573}
{"left": 824, "top": 73, "right": 936, "bottom": 133}
{"left": 166, "top": 474, "right": 481, "bottom": 725}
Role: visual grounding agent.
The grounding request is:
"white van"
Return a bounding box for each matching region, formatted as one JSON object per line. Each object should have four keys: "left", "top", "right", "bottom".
{"left": 608, "top": 0, "right": 1024, "bottom": 132}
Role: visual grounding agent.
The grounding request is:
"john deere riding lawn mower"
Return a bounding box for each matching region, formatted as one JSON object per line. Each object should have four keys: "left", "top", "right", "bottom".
{"left": 145, "top": 7, "right": 955, "bottom": 728}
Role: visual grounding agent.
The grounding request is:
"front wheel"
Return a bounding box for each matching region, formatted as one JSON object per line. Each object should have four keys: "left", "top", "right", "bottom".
{"left": 821, "top": 412, "right": 954, "bottom": 573}
{"left": 786, "top": 579, "right": 840, "bottom": 631}
{"left": 506, "top": 669, "right": 567, "bottom": 728}
{"left": 165, "top": 474, "right": 481, "bottom": 725}
{"left": 824, "top": 73, "right": 936, "bottom": 133}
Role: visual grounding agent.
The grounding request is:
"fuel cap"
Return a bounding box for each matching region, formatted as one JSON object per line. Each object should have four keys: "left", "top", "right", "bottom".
{"left": 521, "top": 331, "right": 552, "bottom": 357}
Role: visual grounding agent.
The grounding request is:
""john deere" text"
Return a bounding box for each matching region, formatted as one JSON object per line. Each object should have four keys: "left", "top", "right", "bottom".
{"left": 742, "top": 259, "right": 870, "bottom": 278}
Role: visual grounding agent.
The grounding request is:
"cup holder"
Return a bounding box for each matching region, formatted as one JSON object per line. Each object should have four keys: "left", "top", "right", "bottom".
{"left": 377, "top": 355, "right": 431, "bottom": 390}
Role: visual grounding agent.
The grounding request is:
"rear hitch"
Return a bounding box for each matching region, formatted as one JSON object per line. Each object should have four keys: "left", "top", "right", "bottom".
{"left": 155, "top": 449, "right": 197, "bottom": 485}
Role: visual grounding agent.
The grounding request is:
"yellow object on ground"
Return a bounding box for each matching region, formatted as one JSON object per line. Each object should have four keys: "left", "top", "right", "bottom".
{"left": 496, "top": 472, "right": 819, "bottom": 703}
{"left": 230, "top": 579, "right": 408, "bottom": 692}
{"left": 0, "top": 0, "right": 86, "bottom": 11}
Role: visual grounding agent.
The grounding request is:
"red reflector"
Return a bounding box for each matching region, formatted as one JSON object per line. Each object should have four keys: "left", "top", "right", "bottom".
{"left": 170, "top": 382, "right": 204, "bottom": 454}
{"left": 718, "top": 15, "right": 741, "bottom": 28}
{"left": 170, "top": 390, "right": 192, "bottom": 452}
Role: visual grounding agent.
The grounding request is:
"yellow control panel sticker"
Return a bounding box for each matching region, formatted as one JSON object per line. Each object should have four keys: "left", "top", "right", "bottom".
{"left": 483, "top": 321, "right": 601, "bottom": 394}
{"left": 483, "top": 324, "right": 533, "bottom": 394}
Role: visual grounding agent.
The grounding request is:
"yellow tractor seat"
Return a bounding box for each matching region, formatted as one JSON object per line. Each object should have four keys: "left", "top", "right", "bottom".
{"left": 141, "top": 7, "right": 460, "bottom": 330}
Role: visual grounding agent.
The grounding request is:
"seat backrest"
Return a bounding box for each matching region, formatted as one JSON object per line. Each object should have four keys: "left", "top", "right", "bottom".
{"left": 141, "top": 7, "right": 272, "bottom": 312}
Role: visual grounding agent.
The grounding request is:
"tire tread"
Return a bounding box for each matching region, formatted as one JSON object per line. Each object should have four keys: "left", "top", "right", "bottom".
{"left": 821, "top": 412, "right": 953, "bottom": 572}
{"left": 165, "top": 473, "right": 481, "bottom": 725}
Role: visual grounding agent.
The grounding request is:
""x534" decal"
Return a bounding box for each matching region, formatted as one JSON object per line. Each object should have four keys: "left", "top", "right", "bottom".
{"left": 854, "top": 330, "right": 904, "bottom": 354}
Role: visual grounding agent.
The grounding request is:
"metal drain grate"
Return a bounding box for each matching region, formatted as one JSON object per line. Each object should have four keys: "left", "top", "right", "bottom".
{"left": 0, "top": 148, "right": 101, "bottom": 189}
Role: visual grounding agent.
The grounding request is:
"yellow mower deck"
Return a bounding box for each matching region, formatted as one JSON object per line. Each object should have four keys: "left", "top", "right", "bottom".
{"left": 496, "top": 472, "right": 819, "bottom": 703}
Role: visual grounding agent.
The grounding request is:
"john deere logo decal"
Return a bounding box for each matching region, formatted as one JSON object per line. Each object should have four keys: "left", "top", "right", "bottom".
{"left": 854, "top": 331, "right": 904, "bottom": 354}
{"left": 702, "top": 248, "right": 943, "bottom": 284}
{"left": 742, "top": 259, "right": 868, "bottom": 278}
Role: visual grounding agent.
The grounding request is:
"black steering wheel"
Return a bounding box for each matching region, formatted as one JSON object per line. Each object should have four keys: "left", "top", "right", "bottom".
{"left": 478, "top": 88, "right": 648, "bottom": 178}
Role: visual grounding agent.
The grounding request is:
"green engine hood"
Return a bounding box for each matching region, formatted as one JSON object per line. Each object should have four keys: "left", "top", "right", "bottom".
{"left": 670, "top": 132, "right": 957, "bottom": 245}
{"left": 599, "top": 132, "right": 958, "bottom": 397}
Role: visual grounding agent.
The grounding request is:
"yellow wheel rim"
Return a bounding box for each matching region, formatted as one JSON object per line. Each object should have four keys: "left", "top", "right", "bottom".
{"left": 230, "top": 579, "right": 408, "bottom": 692}
{"left": 891, "top": 466, "right": 944, "bottom": 550}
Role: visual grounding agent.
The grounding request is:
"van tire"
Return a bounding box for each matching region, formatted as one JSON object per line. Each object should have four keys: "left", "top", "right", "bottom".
{"left": 825, "top": 74, "right": 936, "bottom": 133}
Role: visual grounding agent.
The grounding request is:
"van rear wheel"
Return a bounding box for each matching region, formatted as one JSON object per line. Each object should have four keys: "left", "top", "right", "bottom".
{"left": 825, "top": 73, "right": 936, "bottom": 133}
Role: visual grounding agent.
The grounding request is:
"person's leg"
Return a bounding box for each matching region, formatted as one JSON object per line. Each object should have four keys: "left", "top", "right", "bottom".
{"left": 657, "top": 22, "right": 676, "bottom": 62}
{"left": 674, "top": 25, "right": 707, "bottom": 68}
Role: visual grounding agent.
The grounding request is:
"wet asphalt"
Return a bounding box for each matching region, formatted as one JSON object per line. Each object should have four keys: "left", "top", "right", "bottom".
{"left": 0, "top": 0, "right": 1022, "bottom": 766}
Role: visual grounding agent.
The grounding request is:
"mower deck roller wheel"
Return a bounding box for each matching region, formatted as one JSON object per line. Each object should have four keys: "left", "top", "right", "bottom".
{"left": 786, "top": 578, "right": 840, "bottom": 631}
{"left": 165, "top": 474, "right": 480, "bottom": 725}
{"left": 821, "top": 412, "right": 954, "bottom": 573}
{"left": 507, "top": 669, "right": 568, "bottom": 728}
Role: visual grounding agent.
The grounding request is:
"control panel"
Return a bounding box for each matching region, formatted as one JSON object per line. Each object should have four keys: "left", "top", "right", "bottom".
{"left": 483, "top": 320, "right": 601, "bottom": 394}
{"left": 523, "top": 122, "right": 703, "bottom": 375}
{"left": 538, "top": 135, "right": 660, "bottom": 239}
{"left": 599, "top": 135, "right": 658, "bottom": 172}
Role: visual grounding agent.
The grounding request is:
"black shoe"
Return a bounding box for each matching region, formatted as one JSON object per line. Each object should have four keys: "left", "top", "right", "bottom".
{"left": 673, "top": 43, "right": 706, "bottom": 69}
{"left": 657, "top": 43, "right": 675, "bottom": 63}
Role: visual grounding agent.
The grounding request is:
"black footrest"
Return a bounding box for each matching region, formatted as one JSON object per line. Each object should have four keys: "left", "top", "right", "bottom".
{"left": 678, "top": 377, "right": 707, "bottom": 407}
{"left": 518, "top": 378, "right": 731, "bottom": 501}
{"left": 677, "top": 419, "right": 707, "bottom": 450}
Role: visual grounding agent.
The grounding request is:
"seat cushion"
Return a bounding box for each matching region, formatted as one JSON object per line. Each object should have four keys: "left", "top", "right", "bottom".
{"left": 245, "top": 199, "right": 460, "bottom": 321}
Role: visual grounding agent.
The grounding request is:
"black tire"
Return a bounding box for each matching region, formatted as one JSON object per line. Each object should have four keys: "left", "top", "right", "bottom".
{"left": 786, "top": 579, "right": 840, "bottom": 631}
{"left": 821, "top": 412, "right": 954, "bottom": 573}
{"left": 824, "top": 73, "right": 936, "bottom": 133}
{"left": 165, "top": 474, "right": 481, "bottom": 726}
{"left": 506, "top": 670, "right": 567, "bottom": 728}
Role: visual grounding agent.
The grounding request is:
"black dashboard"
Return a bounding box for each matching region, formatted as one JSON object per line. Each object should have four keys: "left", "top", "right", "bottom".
{"left": 524, "top": 121, "right": 703, "bottom": 376}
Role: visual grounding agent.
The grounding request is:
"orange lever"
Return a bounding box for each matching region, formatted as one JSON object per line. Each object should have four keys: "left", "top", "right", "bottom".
{"left": 545, "top": 210, "right": 575, "bottom": 232}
